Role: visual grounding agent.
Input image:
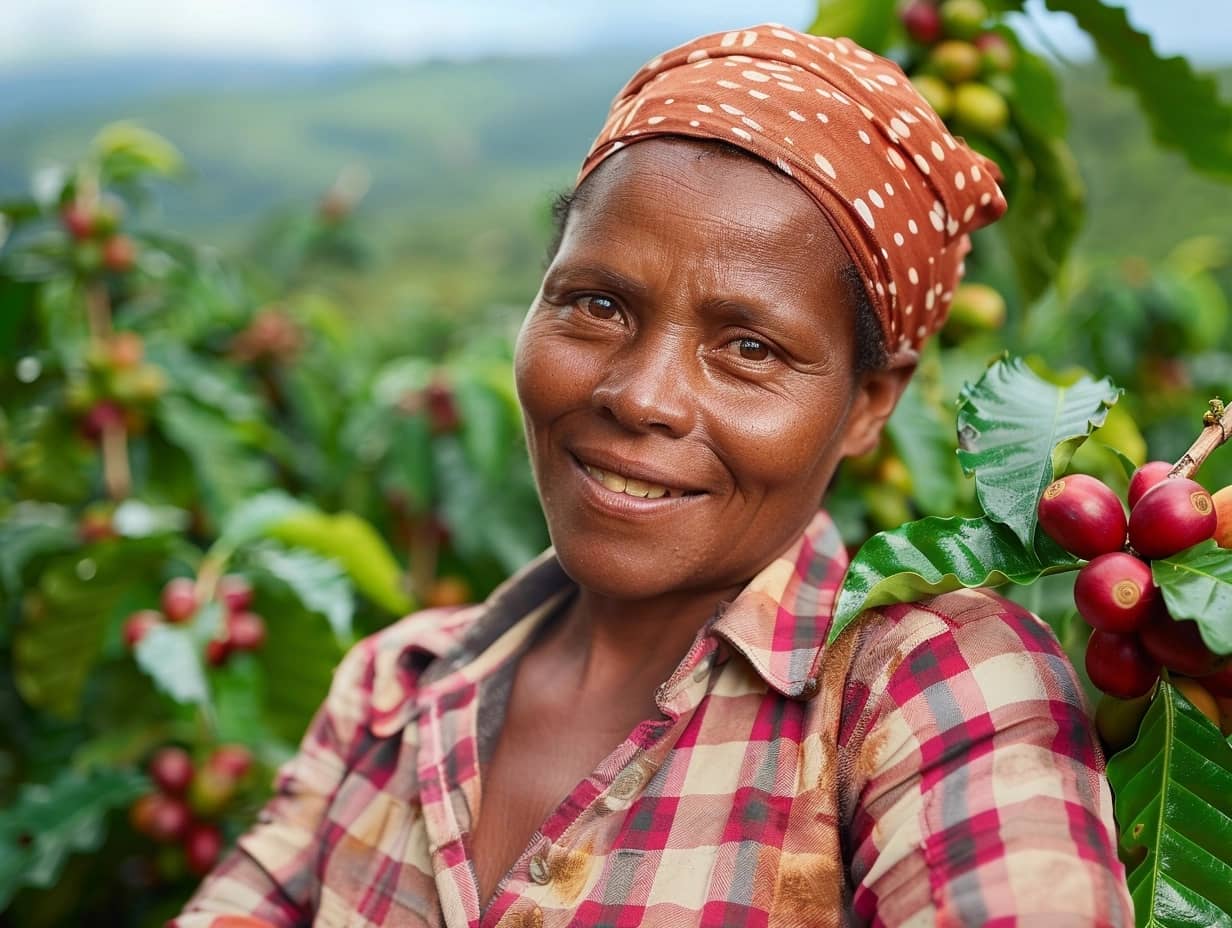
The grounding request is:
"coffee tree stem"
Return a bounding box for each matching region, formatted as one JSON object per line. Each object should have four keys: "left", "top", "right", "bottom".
{"left": 1170, "top": 398, "right": 1231, "bottom": 480}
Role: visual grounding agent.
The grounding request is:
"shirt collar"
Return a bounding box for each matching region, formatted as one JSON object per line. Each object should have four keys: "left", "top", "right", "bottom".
{"left": 382, "top": 509, "right": 848, "bottom": 733}
{"left": 709, "top": 510, "right": 849, "bottom": 701}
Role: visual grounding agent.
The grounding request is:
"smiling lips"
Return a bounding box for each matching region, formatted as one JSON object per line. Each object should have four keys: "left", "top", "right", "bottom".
{"left": 573, "top": 453, "right": 700, "bottom": 501}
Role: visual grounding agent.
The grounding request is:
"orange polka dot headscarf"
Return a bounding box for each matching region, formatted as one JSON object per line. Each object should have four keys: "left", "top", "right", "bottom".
{"left": 579, "top": 24, "right": 1008, "bottom": 354}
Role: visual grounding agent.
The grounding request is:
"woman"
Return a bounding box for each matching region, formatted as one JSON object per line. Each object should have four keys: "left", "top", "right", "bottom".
{"left": 175, "top": 24, "right": 1132, "bottom": 927}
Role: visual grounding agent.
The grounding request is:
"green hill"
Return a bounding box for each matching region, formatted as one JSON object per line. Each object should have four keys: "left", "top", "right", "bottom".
{"left": 2, "top": 53, "right": 1230, "bottom": 313}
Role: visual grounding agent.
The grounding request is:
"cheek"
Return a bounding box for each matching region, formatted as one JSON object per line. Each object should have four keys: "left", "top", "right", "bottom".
{"left": 709, "top": 384, "right": 854, "bottom": 492}
{"left": 514, "top": 320, "right": 599, "bottom": 430}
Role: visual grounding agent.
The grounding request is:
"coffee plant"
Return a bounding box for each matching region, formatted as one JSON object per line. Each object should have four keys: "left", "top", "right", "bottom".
{"left": 0, "top": 1, "right": 1229, "bottom": 924}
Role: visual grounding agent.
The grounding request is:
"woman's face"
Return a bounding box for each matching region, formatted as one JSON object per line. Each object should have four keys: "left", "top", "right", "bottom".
{"left": 516, "top": 139, "right": 901, "bottom": 602}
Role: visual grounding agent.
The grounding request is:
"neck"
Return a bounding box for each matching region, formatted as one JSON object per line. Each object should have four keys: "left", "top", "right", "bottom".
{"left": 546, "top": 583, "right": 743, "bottom": 696}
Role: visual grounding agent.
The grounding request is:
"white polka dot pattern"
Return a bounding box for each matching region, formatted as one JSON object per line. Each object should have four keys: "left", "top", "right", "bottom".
{"left": 578, "top": 23, "right": 1008, "bottom": 351}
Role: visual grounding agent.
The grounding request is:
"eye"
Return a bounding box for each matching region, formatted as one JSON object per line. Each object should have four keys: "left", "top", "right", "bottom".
{"left": 733, "top": 336, "right": 773, "bottom": 361}
{"left": 575, "top": 294, "right": 622, "bottom": 322}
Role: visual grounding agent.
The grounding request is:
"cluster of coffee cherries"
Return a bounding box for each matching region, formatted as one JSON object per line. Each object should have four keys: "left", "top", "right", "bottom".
{"left": 901, "top": 0, "right": 1013, "bottom": 135}
{"left": 60, "top": 193, "right": 138, "bottom": 276}
{"left": 124, "top": 574, "right": 267, "bottom": 667}
{"left": 1038, "top": 464, "right": 1232, "bottom": 711}
{"left": 66, "top": 331, "right": 167, "bottom": 444}
{"left": 129, "top": 744, "right": 253, "bottom": 875}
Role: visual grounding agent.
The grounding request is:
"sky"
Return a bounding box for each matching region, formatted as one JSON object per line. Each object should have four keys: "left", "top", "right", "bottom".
{"left": 2, "top": 0, "right": 1229, "bottom": 67}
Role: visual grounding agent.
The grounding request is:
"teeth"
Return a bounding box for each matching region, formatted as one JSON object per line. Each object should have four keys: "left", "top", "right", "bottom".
{"left": 583, "top": 464, "right": 673, "bottom": 500}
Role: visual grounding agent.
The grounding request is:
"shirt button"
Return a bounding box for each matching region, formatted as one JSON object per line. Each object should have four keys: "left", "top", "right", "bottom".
{"left": 528, "top": 854, "right": 550, "bottom": 885}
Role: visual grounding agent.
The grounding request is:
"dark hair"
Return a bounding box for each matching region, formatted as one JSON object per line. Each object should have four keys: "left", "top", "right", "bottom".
{"left": 544, "top": 142, "right": 888, "bottom": 375}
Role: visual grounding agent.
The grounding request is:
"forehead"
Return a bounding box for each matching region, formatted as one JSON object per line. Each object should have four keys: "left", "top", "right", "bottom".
{"left": 563, "top": 139, "right": 853, "bottom": 294}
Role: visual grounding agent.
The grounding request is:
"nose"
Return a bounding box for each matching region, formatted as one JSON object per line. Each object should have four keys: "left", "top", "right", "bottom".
{"left": 591, "top": 331, "right": 696, "bottom": 436}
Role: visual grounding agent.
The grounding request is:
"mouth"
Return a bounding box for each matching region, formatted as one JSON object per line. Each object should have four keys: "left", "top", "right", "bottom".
{"left": 570, "top": 452, "right": 704, "bottom": 502}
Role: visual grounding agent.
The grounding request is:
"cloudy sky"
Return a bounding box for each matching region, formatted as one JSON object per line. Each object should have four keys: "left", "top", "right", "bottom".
{"left": 3, "top": 0, "right": 1229, "bottom": 67}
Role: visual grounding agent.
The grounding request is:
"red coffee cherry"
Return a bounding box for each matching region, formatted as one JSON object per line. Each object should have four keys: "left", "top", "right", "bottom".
{"left": 901, "top": 0, "right": 943, "bottom": 44}
{"left": 148, "top": 746, "right": 194, "bottom": 795}
{"left": 183, "top": 822, "right": 224, "bottom": 876}
{"left": 1199, "top": 661, "right": 1232, "bottom": 698}
{"left": 123, "top": 610, "right": 163, "bottom": 649}
{"left": 1127, "top": 460, "right": 1173, "bottom": 509}
{"left": 226, "top": 611, "right": 266, "bottom": 652}
{"left": 205, "top": 638, "right": 231, "bottom": 667}
{"left": 1037, "top": 474, "right": 1127, "bottom": 559}
{"left": 1128, "top": 477, "right": 1217, "bottom": 559}
{"left": 1073, "top": 553, "right": 1157, "bottom": 633}
{"left": 218, "top": 574, "right": 253, "bottom": 613}
{"left": 1085, "top": 629, "right": 1160, "bottom": 699}
{"left": 145, "top": 794, "right": 192, "bottom": 843}
{"left": 1139, "top": 609, "right": 1222, "bottom": 677}
{"left": 160, "top": 577, "right": 199, "bottom": 624}
{"left": 207, "top": 744, "right": 254, "bottom": 783}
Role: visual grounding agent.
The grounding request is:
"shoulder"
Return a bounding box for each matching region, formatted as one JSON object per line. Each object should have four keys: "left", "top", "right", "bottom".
{"left": 329, "top": 604, "right": 487, "bottom": 737}
{"left": 836, "top": 586, "right": 1090, "bottom": 751}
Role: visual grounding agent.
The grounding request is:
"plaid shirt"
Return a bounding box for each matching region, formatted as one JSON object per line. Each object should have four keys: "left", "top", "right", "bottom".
{"left": 173, "top": 511, "right": 1132, "bottom": 927}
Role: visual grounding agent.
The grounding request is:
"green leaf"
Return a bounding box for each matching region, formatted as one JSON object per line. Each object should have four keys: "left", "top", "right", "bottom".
{"left": 829, "top": 515, "right": 1079, "bottom": 641}
{"left": 1152, "top": 542, "right": 1232, "bottom": 656}
{"left": 1107, "top": 681, "right": 1232, "bottom": 926}
{"left": 956, "top": 356, "right": 1120, "bottom": 548}
{"left": 0, "top": 767, "right": 148, "bottom": 909}
{"left": 253, "top": 596, "right": 345, "bottom": 744}
{"left": 454, "top": 374, "right": 516, "bottom": 485}
{"left": 265, "top": 509, "right": 411, "bottom": 615}
{"left": 807, "top": 0, "right": 898, "bottom": 54}
{"left": 1007, "top": 42, "right": 1067, "bottom": 140}
{"left": 92, "top": 121, "right": 185, "bottom": 178}
{"left": 215, "top": 490, "right": 307, "bottom": 550}
{"left": 250, "top": 544, "right": 354, "bottom": 643}
{"left": 0, "top": 503, "right": 77, "bottom": 593}
{"left": 886, "top": 379, "right": 958, "bottom": 516}
{"left": 156, "top": 395, "right": 273, "bottom": 522}
{"left": 999, "top": 123, "right": 1086, "bottom": 302}
{"left": 1045, "top": 0, "right": 1232, "bottom": 180}
{"left": 14, "top": 546, "right": 160, "bottom": 719}
{"left": 111, "top": 499, "right": 191, "bottom": 538}
{"left": 134, "top": 623, "right": 210, "bottom": 707}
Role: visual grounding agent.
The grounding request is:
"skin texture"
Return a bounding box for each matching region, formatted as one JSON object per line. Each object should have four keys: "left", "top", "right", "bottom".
{"left": 470, "top": 139, "right": 915, "bottom": 904}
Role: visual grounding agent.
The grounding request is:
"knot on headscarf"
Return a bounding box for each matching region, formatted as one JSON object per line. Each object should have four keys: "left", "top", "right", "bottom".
{"left": 578, "top": 24, "right": 1007, "bottom": 353}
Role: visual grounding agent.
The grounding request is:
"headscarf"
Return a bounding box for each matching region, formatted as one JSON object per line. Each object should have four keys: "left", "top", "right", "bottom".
{"left": 578, "top": 24, "right": 1007, "bottom": 353}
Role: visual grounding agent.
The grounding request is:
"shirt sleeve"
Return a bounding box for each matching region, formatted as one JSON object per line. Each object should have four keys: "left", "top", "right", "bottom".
{"left": 845, "top": 590, "right": 1134, "bottom": 927}
{"left": 169, "top": 636, "right": 378, "bottom": 928}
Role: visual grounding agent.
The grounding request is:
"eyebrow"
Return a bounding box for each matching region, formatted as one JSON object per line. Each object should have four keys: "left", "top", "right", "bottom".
{"left": 543, "top": 262, "right": 650, "bottom": 302}
{"left": 546, "top": 261, "right": 821, "bottom": 335}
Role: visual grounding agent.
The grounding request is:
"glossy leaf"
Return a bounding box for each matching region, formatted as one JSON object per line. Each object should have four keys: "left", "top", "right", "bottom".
{"left": 134, "top": 623, "right": 210, "bottom": 707}
{"left": 807, "top": 0, "right": 898, "bottom": 54}
{"left": 1107, "top": 681, "right": 1232, "bottom": 926}
{"left": 0, "top": 503, "right": 77, "bottom": 593}
{"left": 14, "top": 547, "right": 160, "bottom": 719}
{"left": 999, "top": 122, "right": 1086, "bottom": 302}
{"left": 1045, "top": 0, "right": 1232, "bottom": 180}
{"left": 250, "top": 544, "right": 354, "bottom": 643}
{"left": 829, "top": 515, "right": 1079, "bottom": 641}
{"left": 956, "top": 356, "right": 1120, "bottom": 548}
{"left": 215, "top": 490, "right": 306, "bottom": 550}
{"left": 0, "top": 767, "right": 148, "bottom": 909}
{"left": 254, "top": 596, "right": 345, "bottom": 744}
{"left": 265, "top": 509, "right": 411, "bottom": 615}
{"left": 886, "top": 378, "right": 958, "bottom": 516}
{"left": 1152, "top": 542, "right": 1232, "bottom": 656}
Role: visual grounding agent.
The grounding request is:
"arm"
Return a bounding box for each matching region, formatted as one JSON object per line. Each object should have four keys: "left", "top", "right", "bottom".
{"left": 846, "top": 591, "right": 1133, "bottom": 927}
{"left": 169, "top": 637, "right": 377, "bottom": 928}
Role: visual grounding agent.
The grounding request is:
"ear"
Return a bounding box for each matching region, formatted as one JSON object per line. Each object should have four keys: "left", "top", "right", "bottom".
{"left": 839, "top": 348, "right": 918, "bottom": 459}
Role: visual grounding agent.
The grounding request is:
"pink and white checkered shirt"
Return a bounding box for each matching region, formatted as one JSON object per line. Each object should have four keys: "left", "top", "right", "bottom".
{"left": 172, "top": 510, "right": 1132, "bottom": 927}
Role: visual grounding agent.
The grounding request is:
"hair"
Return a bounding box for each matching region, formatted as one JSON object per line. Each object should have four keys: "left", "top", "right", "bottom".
{"left": 545, "top": 142, "right": 888, "bottom": 375}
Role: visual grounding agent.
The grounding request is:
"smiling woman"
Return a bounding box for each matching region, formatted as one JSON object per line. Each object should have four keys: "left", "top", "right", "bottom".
{"left": 173, "top": 24, "right": 1133, "bottom": 928}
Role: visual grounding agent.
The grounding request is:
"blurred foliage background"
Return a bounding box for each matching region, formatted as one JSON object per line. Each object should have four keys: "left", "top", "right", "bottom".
{"left": 1, "top": 0, "right": 1231, "bottom": 924}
